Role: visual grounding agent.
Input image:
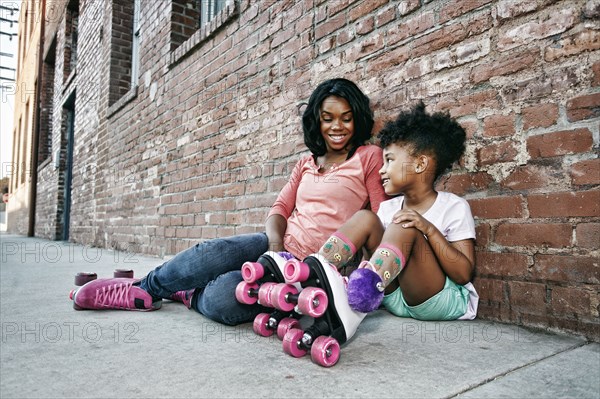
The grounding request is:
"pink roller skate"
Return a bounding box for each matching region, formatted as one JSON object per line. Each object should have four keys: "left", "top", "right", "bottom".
{"left": 69, "top": 278, "right": 161, "bottom": 311}
{"left": 281, "top": 254, "right": 366, "bottom": 367}
{"left": 235, "top": 251, "right": 303, "bottom": 338}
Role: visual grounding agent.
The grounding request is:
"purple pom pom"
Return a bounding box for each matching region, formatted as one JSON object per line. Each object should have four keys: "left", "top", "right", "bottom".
{"left": 347, "top": 268, "right": 384, "bottom": 313}
{"left": 277, "top": 251, "right": 295, "bottom": 261}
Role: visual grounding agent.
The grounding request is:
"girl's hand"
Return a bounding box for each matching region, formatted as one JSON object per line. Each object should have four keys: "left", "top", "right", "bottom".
{"left": 392, "top": 209, "right": 435, "bottom": 237}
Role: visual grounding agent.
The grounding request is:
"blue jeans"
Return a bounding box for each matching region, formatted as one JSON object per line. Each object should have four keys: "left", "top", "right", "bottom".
{"left": 139, "top": 233, "right": 269, "bottom": 325}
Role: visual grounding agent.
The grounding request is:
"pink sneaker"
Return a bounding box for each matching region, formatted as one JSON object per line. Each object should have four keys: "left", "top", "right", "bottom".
{"left": 169, "top": 289, "right": 195, "bottom": 309}
{"left": 69, "top": 278, "right": 162, "bottom": 311}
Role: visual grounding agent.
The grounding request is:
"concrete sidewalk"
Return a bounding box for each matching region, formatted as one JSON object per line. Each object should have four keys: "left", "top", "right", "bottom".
{"left": 1, "top": 232, "right": 598, "bottom": 398}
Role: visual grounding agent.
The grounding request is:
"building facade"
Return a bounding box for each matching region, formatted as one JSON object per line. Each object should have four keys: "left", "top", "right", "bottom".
{"left": 9, "top": 0, "right": 600, "bottom": 340}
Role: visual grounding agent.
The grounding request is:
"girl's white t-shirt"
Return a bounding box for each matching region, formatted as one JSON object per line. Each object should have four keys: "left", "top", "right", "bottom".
{"left": 377, "top": 192, "right": 479, "bottom": 320}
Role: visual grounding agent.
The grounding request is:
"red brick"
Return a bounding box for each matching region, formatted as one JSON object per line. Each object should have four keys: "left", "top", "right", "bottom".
{"left": 355, "top": 16, "right": 374, "bottom": 35}
{"left": 570, "top": 159, "right": 600, "bottom": 186}
{"left": 475, "top": 251, "right": 529, "bottom": 277}
{"left": 550, "top": 286, "right": 595, "bottom": 318}
{"left": 411, "top": 22, "right": 465, "bottom": 57}
{"left": 501, "top": 164, "right": 561, "bottom": 191}
{"left": 439, "top": 0, "right": 492, "bottom": 24}
{"left": 475, "top": 223, "right": 491, "bottom": 248}
{"left": 527, "top": 128, "right": 593, "bottom": 159}
{"left": 566, "top": 93, "right": 600, "bottom": 121}
{"left": 533, "top": 254, "right": 599, "bottom": 284}
{"left": 314, "top": 13, "right": 345, "bottom": 40}
{"left": 498, "top": 8, "right": 577, "bottom": 51}
{"left": 348, "top": 0, "right": 389, "bottom": 21}
{"left": 469, "top": 196, "right": 524, "bottom": 219}
{"left": 528, "top": 190, "right": 600, "bottom": 218}
{"left": 437, "top": 172, "right": 493, "bottom": 196}
{"left": 441, "top": 90, "right": 500, "bottom": 118}
{"left": 544, "top": 29, "right": 600, "bottom": 61}
{"left": 593, "top": 61, "right": 600, "bottom": 86}
{"left": 387, "top": 10, "right": 435, "bottom": 46}
{"left": 575, "top": 223, "right": 600, "bottom": 249}
{"left": 483, "top": 113, "right": 515, "bottom": 137}
{"left": 521, "top": 103, "right": 559, "bottom": 130}
{"left": 376, "top": 5, "right": 396, "bottom": 27}
{"left": 508, "top": 281, "right": 547, "bottom": 314}
{"left": 470, "top": 49, "right": 537, "bottom": 84}
{"left": 397, "top": 0, "right": 420, "bottom": 16}
{"left": 495, "top": 223, "right": 572, "bottom": 248}
{"left": 474, "top": 277, "right": 504, "bottom": 303}
{"left": 477, "top": 140, "right": 518, "bottom": 166}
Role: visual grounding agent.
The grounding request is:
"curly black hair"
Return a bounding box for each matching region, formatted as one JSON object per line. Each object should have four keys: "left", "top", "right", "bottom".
{"left": 378, "top": 101, "right": 466, "bottom": 180}
{"left": 302, "top": 78, "right": 374, "bottom": 156}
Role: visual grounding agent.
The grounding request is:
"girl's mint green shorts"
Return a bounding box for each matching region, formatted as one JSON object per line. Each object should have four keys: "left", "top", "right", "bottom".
{"left": 382, "top": 277, "right": 469, "bottom": 321}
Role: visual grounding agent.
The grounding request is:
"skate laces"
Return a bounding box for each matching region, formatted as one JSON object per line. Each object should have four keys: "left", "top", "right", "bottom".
{"left": 95, "top": 281, "right": 134, "bottom": 309}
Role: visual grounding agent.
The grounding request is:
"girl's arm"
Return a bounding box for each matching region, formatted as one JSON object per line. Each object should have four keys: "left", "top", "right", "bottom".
{"left": 393, "top": 209, "right": 475, "bottom": 285}
{"left": 265, "top": 214, "right": 287, "bottom": 252}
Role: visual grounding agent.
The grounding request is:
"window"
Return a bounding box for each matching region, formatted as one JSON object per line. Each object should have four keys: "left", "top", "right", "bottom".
{"left": 39, "top": 38, "right": 56, "bottom": 164}
{"left": 108, "top": 0, "right": 139, "bottom": 111}
{"left": 169, "top": 0, "right": 237, "bottom": 63}
{"left": 200, "top": 0, "right": 227, "bottom": 27}
{"left": 64, "top": 0, "right": 79, "bottom": 82}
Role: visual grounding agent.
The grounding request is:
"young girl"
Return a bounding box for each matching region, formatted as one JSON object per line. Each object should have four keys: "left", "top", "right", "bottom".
{"left": 71, "top": 78, "right": 389, "bottom": 325}
{"left": 313, "top": 102, "right": 478, "bottom": 321}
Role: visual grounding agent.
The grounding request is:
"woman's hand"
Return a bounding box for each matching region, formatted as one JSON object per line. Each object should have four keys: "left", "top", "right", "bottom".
{"left": 392, "top": 209, "right": 435, "bottom": 238}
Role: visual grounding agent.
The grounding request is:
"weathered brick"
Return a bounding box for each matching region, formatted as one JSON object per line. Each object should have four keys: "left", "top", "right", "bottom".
{"left": 521, "top": 103, "right": 558, "bottom": 130}
{"left": 397, "top": 0, "right": 420, "bottom": 16}
{"left": 475, "top": 251, "right": 529, "bottom": 277}
{"left": 475, "top": 223, "right": 491, "bottom": 248}
{"left": 439, "top": 0, "right": 492, "bottom": 24}
{"left": 483, "top": 113, "right": 515, "bottom": 137}
{"left": 593, "top": 61, "right": 600, "bottom": 86}
{"left": 437, "top": 172, "right": 493, "bottom": 196}
{"left": 498, "top": 8, "right": 577, "bottom": 51}
{"left": 477, "top": 140, "right": 518, "bottom": 165}
{"left": 544, "top": 29, "right": 600, "bottom": 61}
{"left": 507, "top": 281, "right": 547, "bottom": 315}
{"left": 473, "top": 277, "right": 504, "bottom": 303}
{"left": 550, "top": 286, "right": 596, "bottom": 318}
{"left": 528, "top": 190, "right": 600, "bottom": 218}
{"left": 566, "top": 93, "right": 600, "bottom": 122}
{"left": 575, "top": 223, "right": 600, "bottom": 249}
{"left": 495, "top": 223, "right": 572, "bottom": 248}
{"left": 501, "top": 164, "right": 563, "bottom": 191}
{"left": 469, "top": 196, "right": 524, "bottom": 219}
{"left": 527, "top": 128, "right": 594, "bottom": 159}
{"left": 470, "top": 49, "right": 537, "bottom": 84}
{"left": 570, "top": 159, "right": 600, "bottom": 186}
{"left": 533, "top": 254, "right": 599, "bottom": 284}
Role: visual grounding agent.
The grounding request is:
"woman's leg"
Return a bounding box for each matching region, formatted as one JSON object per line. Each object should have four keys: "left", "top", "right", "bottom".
{"left": 138, "top": 233, "right": 269, "bottom": 299}
{"left": 194, "top": 270, "right": 267, "bottom": 326}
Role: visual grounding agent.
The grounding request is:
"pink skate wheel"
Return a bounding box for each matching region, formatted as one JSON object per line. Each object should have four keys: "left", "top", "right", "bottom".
{"left": 241, "top": 262, "right": 264, "bottom": 283}
{"left": 114, "top": 269, "right": 134, "bottom": 278}
{"left": 277, "top": 317, "right": 301, "bottom": 340}
{"left": 74, "top": 272, "right": 97, "bottom": 286}
{"left": 253, "top": 313, "right": 274, "bottom": 337}
{"left": 311, "top": 335, "right": 340, "bottom": 367}
{"left": 297, "top": 287, "right": 328, "bottom": 317}
{"left": 283, "top": 259, "right": 311, "bottom": 283}
{"left": 282, "top": 328, "right": 307, "bottom": 358}
{"left": 235, "top": 281, "right": 259, "bottom": 305}
{"left": 272, "top": 283, "right": 299, "bottom": 312}
{"left": 257, "top": 282, "right": 277, "bottom": 307}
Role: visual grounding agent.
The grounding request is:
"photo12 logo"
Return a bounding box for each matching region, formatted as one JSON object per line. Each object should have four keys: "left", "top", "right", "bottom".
{"left": 1, "top": 321, "right": 140, "bottom": 344}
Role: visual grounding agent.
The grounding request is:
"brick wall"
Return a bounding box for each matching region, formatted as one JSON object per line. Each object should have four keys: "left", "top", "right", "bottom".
{"left": 34, "top": 0, "right": 599, "bottom": 340}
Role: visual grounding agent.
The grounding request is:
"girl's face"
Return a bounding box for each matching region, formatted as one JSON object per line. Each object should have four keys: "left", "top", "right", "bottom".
{"left": 319, "top": 96, "right": 355, "bottom": 154}
{"left": 379, "top": 143, "right": 421, "bottom": 196}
